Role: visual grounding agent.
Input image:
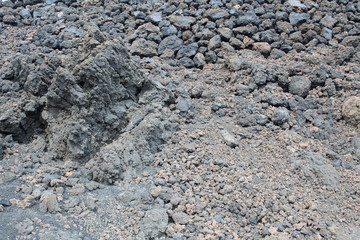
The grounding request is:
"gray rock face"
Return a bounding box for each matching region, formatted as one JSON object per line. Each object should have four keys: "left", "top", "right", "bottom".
{"left": 141, "top": 209, "right": 168, "bottom": 238}
{"left": 43, "top": 37, "right": 144, "bottom": 162}
{"left": 288, "top": 76, "right": 312, "bottom": 97}
{"left": 289, "top": 12, "right": 310, "bottom": 26}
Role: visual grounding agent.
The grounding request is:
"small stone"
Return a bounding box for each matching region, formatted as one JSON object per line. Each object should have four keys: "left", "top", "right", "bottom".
{"left": 130, "top": 38, "right": 158, "bottom": 57}
{"left": 176, "top": 97, "right": 192, "bottom": 112}
{"left": 169, "top": 15, "right": 196, "bottom": 29}
{"left": 289, "top": 12, "right": 310, "bottom": 26}
{"left": 287, "top": 0, "right": 307, "bottom": 8}
{"left": 150, "top": 186, "right": 162, "bottom": 198}
{"left": 0, "top": 171, "right": 16, "bottom": 184}
{"left": 19, "top": 9, "right": 31, "bottom": 19}
{"left": 0, "top": 198, "right": 11, "bottom": 206}
{"left": 172, "top": 211, "right": 190, "bottom": 224}
{"left": 221, "top": 129, "right": 239, "bottom": 148}
{"left": 158, "top": 35, "right": 183, "bottom": 54}
{"left": 288, "top": 76, "right": 312, "bottom": 97}
{"left": 194, "top": 53, "right": 206, "bottom": 68}
{"left": 40, "top": 191, "right": 60, "bottom": 213}
{"left": 237, "top": 12, "right": 260, "bottom": 26}
{"left": 227, "top": 57, "right": 251, "bottom": 71}
{"left": 253, "top": 42, "right": 271, "bottom": 56}
{"left": 321, "top": 27, "right": 332, "bottom": 40}
{"left": 204, "top": 9, "right": 229, "bottom": 20}
{"left": 352, "top": 137, "right": 360, "bottom": 158}
{"left": 208, "top": 35, "right": 222, "bottom": 50}
{"left": 141, "top": 209, "right": 168, "bottom": 238}
{"left": 276, "top": 21, "right": 294, "bottom": 34}
{"left": 342, "top": 96, "right": 360, "bottom": 128}
{"left": 320, "top": 15, "right": 337, "bottom": 29}
{"left": 272, "top": 107, "right": 290, "bottom": 125}
{"left": 148, "top": 12, "right": 162, "bottom": 23}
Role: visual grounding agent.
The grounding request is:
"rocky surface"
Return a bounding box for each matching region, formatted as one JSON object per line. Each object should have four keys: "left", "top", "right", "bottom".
{"left": 0, "top": 0, "right": 359, "bottom": 239}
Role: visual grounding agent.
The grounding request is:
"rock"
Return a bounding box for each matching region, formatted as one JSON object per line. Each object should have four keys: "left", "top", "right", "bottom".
{"left": 208, "top": 35, "right": 222, "bottom": 50}
{"left": 253, "top": 42, "right": 271, "bottom": 56}
{"left": 289, "top": 12, "right": 310, "bottom": 26}
{"left": 204, "top": 9, "right": 229, "bottom": 20}
{"left": 299, "top": 152, "right": 339, "bottom": 186}
{"left": 288, "top": 76, "right": 311, "bottom": 97}
{"left": 227, "top": 57, "right": 251, "bottom": 71}
{"left": 169, "top": 15, "right": 196, "bottom": 29}
{"left": 40, "top": 191, "right": 60, "bottom": 213}
{"left": 287, "top": 0, "right": 307, "bottom": 8}
{"left": 321, "top": 28, "right": 332, "bottom": 40}
{"left": 352, "top": 137, "right": 360, "bottom": 158}
{"left": 233, "top": 26, "right": 258, "bottom": 36}
{"left": 148, "top": 12, "right": 162, "bottom": 23}
{"left": 272, "top": 107, "right": 290, "bottom": 125}
{"left": 176, "top": 97, "right": 192, "bottom": 112}
{"left": 193, "top": 53, "right": 206, "bottom": 68}
{"left": 172, "top": 211, "right": 190, "bottom": 224}
{"left": 320, "top": 15, "right": 338, "bottom": 29}
{"left": 158, "top": 35, "right": 183, "bottom": 54}
{"left": 16, "top": 219, "right": 34, "bottom": 235}
{"left": 236, "top": 12, "right": 260, "bottom": 26}
{"left": 0, "top": 198, "right": 11, "bottom": 206}
{"left": 19, "top": 9, "right": 31, "bottom": 19}
{"left": 3, "top": 15, "right": 17, "bottom": 25}
{"left": 217, "top": 27, "right": 233, "bottom": 40}
{"left": 276, "top": 21, "right": 294, "bottom": 34}
{"left": 130, "top": 38, "right": 158, "bottom": 57}
{"left": 0, "top": 171, "right": 15, "bottom": 184}
{"left": 177, "top": 43, "right": 198, "bottom": 58}
{"left": 221, "top": 129, "right": 239, "bottom": 148}
{"left": 179, "top": 57, "right": 195, "bottom": 68}
{"left": 141, "top": 209, "right": 168, "bottom": 238}
{"left": 342, "top": 96, "right": 360, "bottom": 128}
{"left": 162, "top": 25, "right": 177, "bottom": 36}
{"left": 341, "top": 36, "right": 359, "bottom": 48}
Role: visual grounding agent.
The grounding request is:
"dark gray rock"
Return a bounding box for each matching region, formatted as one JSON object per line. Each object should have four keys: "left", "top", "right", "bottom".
{"left": 208, "top": 35, "right": 222, "bottom": 50}
{"left": 130, "top": 38, "right": 158, "bottom": 57}
{"left": 158, "top": 35, "right": 183, "bottom": 54}
{"left": 193, "top": 53, "right": 206, "bottom": 68}
{"left": 178, "top": 57, "right": 195, "bottom": 68}
{"left": 236, "top": 12, "right": 261, "bottom": 26}
{"left": 0, "top": 198, "right": 11, "bottom": 206}
{"left": 288, "top": 76, "right": 312, "bottom": 97}
{"left": 272, "top": 107, "right": 290, "bottom": 125}
{"left": 321, "top": 27, "right": 332, "bottom": 40}
{"left": 177, "top": 43, "right": 198, "bottom": 58}
{"left": 176, "top": 97, "right": 192, "bottom": 112}
{"left": 217, "top": 27, "right": 233, "bottom": 40}
{"left": 161, "top": 25, "right": 177, "bottom": 36}
{"left": 141, "top": 209, "right": 168, "bottom": 238}
{"left": 289, "top": 12, "right": 310, "bottom": 26}
{"left": 169, "top": 15, "right": 196, "bottom": 29}
{"left": 148, "top": 12, "right": 162, "bottom": 23}
{"left": 204, "top": 8, "right": 229, "bottom": 20}
{"left": 19, "top": 9, "right": 31, "bottom": 19}
{"left": 287, "top": 0, "right": 307, "bottom": 8}
{"left": 320, "top": 15, "right": 337, "bottom": 29}
{"left": 353, "top": 137, "right": 360, "bottom": 158}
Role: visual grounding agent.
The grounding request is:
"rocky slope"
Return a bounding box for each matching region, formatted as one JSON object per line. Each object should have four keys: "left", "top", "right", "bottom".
{"left": 0, "top": 0, "right": 359, "bottom": 239}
